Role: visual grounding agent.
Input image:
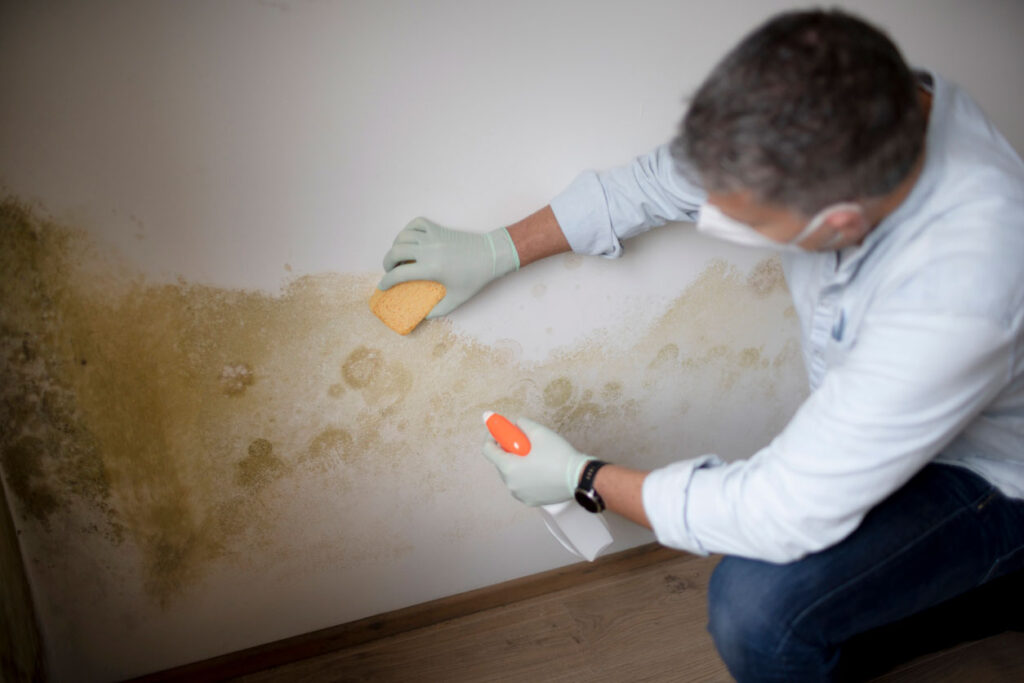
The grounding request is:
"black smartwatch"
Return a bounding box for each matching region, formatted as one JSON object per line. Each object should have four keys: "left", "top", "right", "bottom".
{"left": 574, "top": 460, "right": 608, "bottom": 513}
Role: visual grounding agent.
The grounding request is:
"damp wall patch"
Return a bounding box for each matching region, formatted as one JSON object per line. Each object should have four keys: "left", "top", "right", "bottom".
{"left": 0, "top": 198, "right": 806, "bottom": 679}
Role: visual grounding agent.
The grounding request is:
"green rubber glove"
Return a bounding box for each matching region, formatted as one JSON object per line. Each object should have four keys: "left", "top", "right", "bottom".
{"left": 482, "top": 417, "right": 596, "bottom": 507}
{"left": 378, "top": 217, "right": 520, "bottom": 319}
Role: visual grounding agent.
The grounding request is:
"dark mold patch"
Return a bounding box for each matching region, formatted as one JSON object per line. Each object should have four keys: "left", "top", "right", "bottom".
{"left": 236, "top": 439, "right": 288, "bottom": 490}
{"left": 0, "top": 437, "right": 60, "bottom": 523}
{"left": 0, "top": 200, "right": 113, "bottom": 532}
{"left": 1, "top": 197, "right": 435, "bottom": 606}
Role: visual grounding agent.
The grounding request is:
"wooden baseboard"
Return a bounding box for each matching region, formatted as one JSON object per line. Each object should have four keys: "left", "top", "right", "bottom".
{"left": 131, "top": 543, "right": 684, "bottom": 682}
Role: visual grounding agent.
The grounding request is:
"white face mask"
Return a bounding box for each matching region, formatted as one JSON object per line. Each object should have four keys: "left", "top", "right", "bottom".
{"left": 696, "top": 202, "right": 863, "bottom": 252}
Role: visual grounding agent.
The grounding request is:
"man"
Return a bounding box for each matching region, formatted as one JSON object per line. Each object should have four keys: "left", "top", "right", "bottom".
{"left": 378, "top": 9, "right": 1024, "bottom": 680}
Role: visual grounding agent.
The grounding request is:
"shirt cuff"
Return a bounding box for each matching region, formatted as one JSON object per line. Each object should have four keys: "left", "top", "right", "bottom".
{"left": 642, "top": 455, "right": 722, "bottom": 554}
{"left": 549, "top": 170, "right": 624, "bottom": 258}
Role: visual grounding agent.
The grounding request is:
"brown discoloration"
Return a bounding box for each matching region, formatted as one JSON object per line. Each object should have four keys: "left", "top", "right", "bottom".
{"left": 649, "top": 343, "right": 679, "bottom": 369}
{"left": 601, "top": 381, "right": 623, "bottom": 401}
{"left": 342, "top": 347, "right": 382, "bottom": 388}
{"left": 543, "top": 377, "right": 573, "bottom": 408}
{"left": 1, "top": 437, "right": 61, "bottom": 524}
{"left": 303, "top": 429, "right": 354, "bottom": 472}
{"left": 746, "top": 257, "right": 786, "bottom": 297}
{"left": 219, "top": 363, "right": 255, "bottom": 396}
{"left": 0, "top": 198, "right": 803, "bottom": 613}
{"left": 236, "top": 439, "right": 288, "bottom": 490}
{"left": 1, "top": 198, "right": 381, "bottom": 603}
{"left": 738, "top": 347, "right": 767, "bottom": 368}
{"left": 0, "top": 201, "right": 113, "bottom": 533}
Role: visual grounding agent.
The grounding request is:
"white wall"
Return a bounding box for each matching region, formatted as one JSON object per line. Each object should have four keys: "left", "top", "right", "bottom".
{"left": 1, "top": 1, "right": 1021, "bottom": 680}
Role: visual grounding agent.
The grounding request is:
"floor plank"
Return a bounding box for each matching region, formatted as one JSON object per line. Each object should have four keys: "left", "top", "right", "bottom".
{"left": 241, "top": 591, "right": 591, "bottom": 682}
{"left": 240, "top": 555, "right": 728, "bottom": 683}
{"left": 560, "top": 559, "right": 727, "bottom": 682}
{"left": 138, "top": 545, "right": 682, "bottom": 683}
{"left": 238, "top": 552, "right": 1023, "bottom": 683}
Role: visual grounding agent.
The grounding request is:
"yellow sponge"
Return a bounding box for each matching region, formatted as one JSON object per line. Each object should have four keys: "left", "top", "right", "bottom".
{"left": 369, "top": 280, "right": 446, "bottom": 335}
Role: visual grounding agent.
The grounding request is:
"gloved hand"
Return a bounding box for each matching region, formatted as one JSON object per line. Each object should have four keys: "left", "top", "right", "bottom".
{"left": 378, "top": 217, "right": 520, "bottom": 319}
{"left": 482, "top": 417, "right": 596, "bottom": 507}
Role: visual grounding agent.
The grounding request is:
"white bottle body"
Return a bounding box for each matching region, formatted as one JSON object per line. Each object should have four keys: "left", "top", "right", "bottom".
{"left": 539, "top": 501, "right": 613, "bottom": 561}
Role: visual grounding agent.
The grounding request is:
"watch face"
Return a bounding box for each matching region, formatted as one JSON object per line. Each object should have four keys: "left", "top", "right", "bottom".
{"left": 574, "top": 488, "right": 603, "bottom": 513}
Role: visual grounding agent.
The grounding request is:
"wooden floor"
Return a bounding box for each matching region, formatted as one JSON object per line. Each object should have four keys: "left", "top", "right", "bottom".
{"left": 236, "top": 552, "right": 1024, "bottom": 683}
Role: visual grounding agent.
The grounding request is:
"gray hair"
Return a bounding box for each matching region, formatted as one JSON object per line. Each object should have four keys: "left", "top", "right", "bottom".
{"left": 672, "top": 9, "right": 926, "bottom": 215}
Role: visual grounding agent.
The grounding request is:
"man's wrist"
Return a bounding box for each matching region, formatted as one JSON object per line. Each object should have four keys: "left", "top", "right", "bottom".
{"left": 590, "top": 464, "right": 652, "bottom": 530}
{"left": 505, "top": 205, "right": 571, "bottom": 268}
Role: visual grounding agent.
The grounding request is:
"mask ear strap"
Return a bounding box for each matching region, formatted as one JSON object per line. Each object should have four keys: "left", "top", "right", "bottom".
{"left": 698, "top": 203, "right": 786, "bottom": 249}
{"left": 790, "top": 203, "right": 863, "bottom": 245}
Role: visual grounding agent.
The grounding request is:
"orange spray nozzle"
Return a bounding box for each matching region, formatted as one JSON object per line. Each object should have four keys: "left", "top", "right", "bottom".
{"left": 483, "top": 411, "right": 531, "bottom": 456}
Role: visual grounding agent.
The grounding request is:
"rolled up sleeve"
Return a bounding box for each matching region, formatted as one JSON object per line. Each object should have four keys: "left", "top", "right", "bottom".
{"left": 643, "top": 455, "right": 722, "bottom": 554}
{"left": 643, "top": 310, "right": 1015, "bottom": 563}
{"left": 550, "top": 143, "right": 705, "bottom": 258}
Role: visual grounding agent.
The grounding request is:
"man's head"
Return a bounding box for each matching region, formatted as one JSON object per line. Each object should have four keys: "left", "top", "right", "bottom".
{"left": 672, "top": 9, "right": 927, "bottom": 250}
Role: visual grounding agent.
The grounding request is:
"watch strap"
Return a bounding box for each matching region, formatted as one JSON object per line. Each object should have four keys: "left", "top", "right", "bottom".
{"left": 577, "top": 459, "right": 607, "bottom": 491}
{"left": 574, "top": 460, "right": 608, "bottom": 513}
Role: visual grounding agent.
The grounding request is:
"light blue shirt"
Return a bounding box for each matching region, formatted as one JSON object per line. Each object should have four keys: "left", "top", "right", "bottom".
{"left": 549, "top": 71, "right": 1024, "bottom": 562}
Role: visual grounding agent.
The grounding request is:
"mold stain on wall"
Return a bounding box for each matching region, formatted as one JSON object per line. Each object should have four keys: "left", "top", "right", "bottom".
{"left": 0, "top": 197, "right": 804, "bottom": 616}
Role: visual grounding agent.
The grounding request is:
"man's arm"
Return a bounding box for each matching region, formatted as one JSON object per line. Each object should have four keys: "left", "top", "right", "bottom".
{"left": 655, "top": 311, "right": 1015, "bottom": 563}
{"left": 506, "top": 205, "right": 572, "bottom": 267}
{"left": 548, "top": 143, "right": 705, "bottom": 258}
{"left": 506, "top": 141, "right": 706, "bottom": 267}
{"left": 381, "top": 144, "right": 704, "bottom": 316}
{"left": 482, "top": 309, "right": 1014, "bottom": 562}
{"left": 509, "top": 143, "right": 706, "bottom": 266}
{"left": 594, "top": 464, "right": 651, "bottom": 529}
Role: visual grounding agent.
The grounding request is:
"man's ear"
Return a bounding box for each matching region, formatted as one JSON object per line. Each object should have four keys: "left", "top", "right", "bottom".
{"left": 827, "top": 207, "right": 870, "bottom": 241}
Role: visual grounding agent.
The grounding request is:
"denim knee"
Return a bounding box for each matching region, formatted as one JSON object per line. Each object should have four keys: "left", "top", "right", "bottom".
{"left": 708, "top": 557, "right": 775, "bottom": 678}
{"left": 707, "top": 557, "right": 831, "bottom": 682}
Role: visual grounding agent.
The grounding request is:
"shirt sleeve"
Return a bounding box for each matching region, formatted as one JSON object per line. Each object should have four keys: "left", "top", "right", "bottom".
{"left": 549, "top": 143, "right": 706, "bottom": 258}
{"left": 642, "top": 309, "right": 1016, "bottom": 563}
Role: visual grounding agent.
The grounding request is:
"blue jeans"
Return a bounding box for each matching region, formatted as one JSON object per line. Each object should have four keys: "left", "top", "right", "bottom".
{"left": 707, "top": 463, "right": 1024, "bottom": 682}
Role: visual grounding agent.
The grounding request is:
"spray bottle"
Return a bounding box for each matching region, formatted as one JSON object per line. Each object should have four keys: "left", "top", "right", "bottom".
{"left": 483, "top": 411, "right": 613, "bottom": 561}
